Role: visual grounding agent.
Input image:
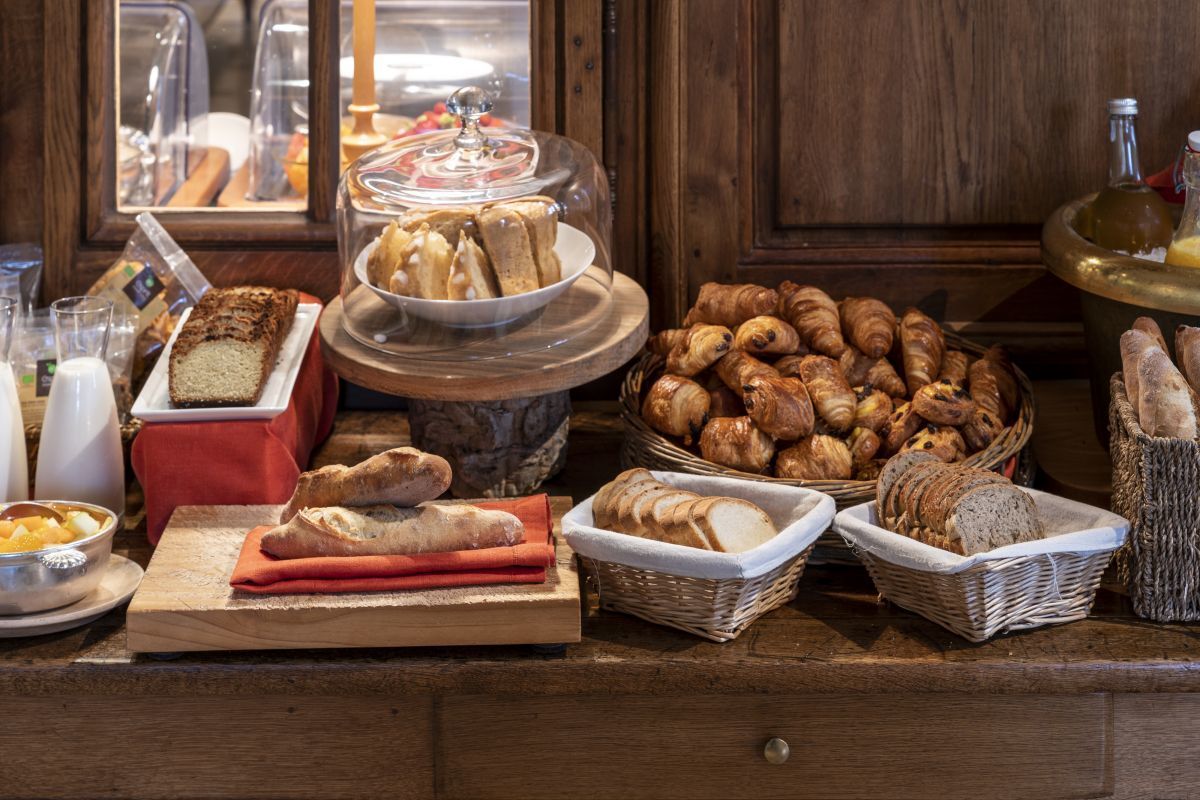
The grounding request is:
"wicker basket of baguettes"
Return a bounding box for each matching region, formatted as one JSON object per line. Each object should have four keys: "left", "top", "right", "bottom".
{"left": 620, "top": 282, "right": 1036, "bottom": 514}
{"left": 1111, "top": 317, "right": 1200, "bottom": 622}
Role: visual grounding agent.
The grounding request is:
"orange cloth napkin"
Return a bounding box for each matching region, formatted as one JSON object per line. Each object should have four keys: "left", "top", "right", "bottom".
{"left": 132, "top": 293, "right": 339, "bottom": 545}
{"left": 229, "top": 495, "right": 555, "bottom": 594}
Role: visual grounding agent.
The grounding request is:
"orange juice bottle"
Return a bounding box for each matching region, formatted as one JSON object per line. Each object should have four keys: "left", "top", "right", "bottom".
{"left": 1090, "top": 99, "right": 1175, "bottom": 257}
{"left": 1165, "top": 132, "right": 1200, "bottom": 267}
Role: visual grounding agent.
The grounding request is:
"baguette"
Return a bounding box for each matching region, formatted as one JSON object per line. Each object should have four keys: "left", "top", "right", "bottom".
{"left": 260, "top": 503, "right": 524, "bottom": 559}
{"left": 279, "top": 447, "right": 452, "bottom": 523}
{"left": 1136, "top": 348, "right": 1198, "bottom": 439}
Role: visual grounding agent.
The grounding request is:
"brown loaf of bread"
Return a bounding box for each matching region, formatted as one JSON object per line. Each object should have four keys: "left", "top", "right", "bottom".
{"left": 261, "top": 503, "right": 524, "bottom": 559}
{"left": 279, "top": 446, "right": 453, "bottom": 523}
{"left": 168, "top": 286, "right": 298, "bottom": 408}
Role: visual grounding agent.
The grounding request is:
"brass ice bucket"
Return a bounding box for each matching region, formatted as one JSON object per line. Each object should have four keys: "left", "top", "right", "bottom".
{"left": 1042, "top": 195, "right": 1200, "bottom": 443}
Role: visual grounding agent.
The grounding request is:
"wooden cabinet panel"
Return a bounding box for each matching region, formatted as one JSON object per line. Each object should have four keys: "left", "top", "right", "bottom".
{"left": 0, "top": 696, "right": 433, "bottom": 799}
{"left": 438, "top": 694, "right": 1110, "bottom": 800}
{"left": 774, "top": 0, "right": 1200, "bottom": 231}
{"left": 1114, "top": 694, "right": 1200, "bottom": 799}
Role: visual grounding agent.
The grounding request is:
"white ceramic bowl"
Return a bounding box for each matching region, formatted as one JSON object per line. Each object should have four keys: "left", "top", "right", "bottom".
{"left": 353, "top": 222, "right": 596, "bottom": 328}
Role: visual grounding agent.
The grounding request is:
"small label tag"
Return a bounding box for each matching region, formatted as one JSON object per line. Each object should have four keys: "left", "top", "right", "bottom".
{"left": 35, "top": 359, "right": 55, "bottom": 397}
{"left": 121, "top": 265, "right": 165, "bottom": 311}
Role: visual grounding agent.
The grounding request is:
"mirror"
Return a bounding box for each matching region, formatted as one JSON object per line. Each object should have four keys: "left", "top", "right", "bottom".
{"left": 115, "top": 0, "right": 532, "bottom": 212}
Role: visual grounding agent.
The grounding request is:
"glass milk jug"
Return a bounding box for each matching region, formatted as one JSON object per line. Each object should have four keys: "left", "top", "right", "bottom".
{"left": 0, "top": 297, "right": 28, "bottom": 502}
{"left": 34, "top": 297, "right": 125, "bottom": 518}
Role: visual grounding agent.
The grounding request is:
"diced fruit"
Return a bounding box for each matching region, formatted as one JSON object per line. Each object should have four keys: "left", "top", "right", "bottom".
{"left": 40, "top": 527, "right": 72, "bottom": 545}
{"left": 0, "top": 521, "right": 14, "bottom": 539}
{"left": 0, "top": 539, "right": 17, "bottom": 553}
{"left": 10, "top": 524, "right": 28, "bottom": 539}
{"left": 10, "top": 532, "right": 44, "bottom": 552}
{"left": 64, "top": 512, "right": 101, "bottom": 538}
{"left": 14, "top": 516, "right": 45, "bottom": 532}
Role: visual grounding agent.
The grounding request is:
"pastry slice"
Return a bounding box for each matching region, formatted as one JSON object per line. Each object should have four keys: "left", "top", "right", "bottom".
{"left": 477, "top": 206, "right": 541, "bottom": 296}
{"left": 447, "top": 229, "right": 500, "bottom": 301}
{"left": 392, "top": 224, "right": 454, "bottom": 300}
{"left": 368, "top": 221, "right": 414, "bottom": 289}
{"left": 501, "top": 197, "right": 562, "bottom": 287}
{"left": 397, "top": 206, "right": 479, "bottom": 248}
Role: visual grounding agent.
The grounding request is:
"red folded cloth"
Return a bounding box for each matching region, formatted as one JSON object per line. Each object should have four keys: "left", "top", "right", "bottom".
{"left": 132, "top": 293, "right": 339, "bottom": 545}
{"left": 229, "top": 495, "right": 555, "bottom": 594}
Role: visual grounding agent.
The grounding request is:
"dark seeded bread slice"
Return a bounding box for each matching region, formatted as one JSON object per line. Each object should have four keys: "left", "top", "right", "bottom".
{"left": 897, "top": 462, "right": 947, "bottom": 531}
{"left": 927, "top": 469, "right": 1008, "bottom": 535}
{"left": 945, "top": 484, "right": 1043, "bottom": 555}
{"left": 876, "top": 451, "right": 940, "bottom": 523}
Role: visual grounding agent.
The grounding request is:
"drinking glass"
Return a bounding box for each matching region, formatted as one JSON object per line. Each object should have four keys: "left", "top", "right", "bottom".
{"left": 50, "top": 296, "right": 112, "bottom": 362}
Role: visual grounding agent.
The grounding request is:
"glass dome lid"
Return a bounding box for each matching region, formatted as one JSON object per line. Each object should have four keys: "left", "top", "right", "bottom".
{"left": 345, "top": 87, "right": 571, "bottom": 208}
{"left": 337, "top": 87, "right": 614, "bottom": 362}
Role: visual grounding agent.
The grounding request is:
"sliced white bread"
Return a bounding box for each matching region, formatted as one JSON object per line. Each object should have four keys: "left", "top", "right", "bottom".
{"left": 692, "top": 497, "right": 778, "bottom": 553}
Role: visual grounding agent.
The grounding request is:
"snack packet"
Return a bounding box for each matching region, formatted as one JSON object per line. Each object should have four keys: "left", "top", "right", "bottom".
{"left": 88, "top": 212, "right": 210, "bottom": 384}
{"left": 0, "top": 243, "right": 42, "bottom": 313}
{"left": 10, "top": 311, "right": 55, "bottom": 427}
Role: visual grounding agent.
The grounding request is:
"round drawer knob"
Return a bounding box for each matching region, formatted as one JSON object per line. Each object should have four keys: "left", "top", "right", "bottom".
{"left": 763, "top": 737, "right": 790, "bottom": 765}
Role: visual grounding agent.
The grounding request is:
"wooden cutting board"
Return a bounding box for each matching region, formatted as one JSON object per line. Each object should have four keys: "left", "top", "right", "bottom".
{"left": 125, "top": 500, "right": 581, "bottom": 653}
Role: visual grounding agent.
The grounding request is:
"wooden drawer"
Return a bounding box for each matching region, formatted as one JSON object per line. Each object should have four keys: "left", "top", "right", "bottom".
{"left": 437, "top": 694, "right": 1109, "bottom": 800}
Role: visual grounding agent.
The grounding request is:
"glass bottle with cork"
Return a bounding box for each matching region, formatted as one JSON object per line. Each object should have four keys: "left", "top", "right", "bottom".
{"left": 1165, "top": 131, "right": 1200, "bottom": 267}
{"left": 1086, "top": 98, "right": 1174, "bottom": 257}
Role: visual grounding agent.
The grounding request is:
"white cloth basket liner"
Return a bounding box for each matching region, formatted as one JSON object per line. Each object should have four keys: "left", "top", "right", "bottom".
{"left": 562, "top": 470, "right": 836, "bottom": 581}
{"left": 833, "top": 487, "right": 1129, "bottom": 575}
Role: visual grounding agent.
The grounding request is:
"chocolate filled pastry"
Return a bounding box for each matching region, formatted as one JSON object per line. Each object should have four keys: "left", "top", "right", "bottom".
{"left": 838, "top": 346, "right": 907, "bottom": 399}
{"left": 912, "top": 379, "right": 976, "bottom": 426}
{"left": 713, "top": 350, "right": 779, "bottom": 395}
{"left": 962, "top": 407, "right": 1005, "bottom": 451}
{"left": 698, "top": 416, "right": 775, "bottom": 473}
{"left": 775, "top": 435, "right": 853, "bottom": 481}
{"left": 642, "top": 374, "right": 711, "bottom": 443}
{"left": 938, "top": 350, "right": 970, "bottom": 385}
{"left": 734, "top": 316, "right": 802, "bottom": 355}
{"left": 839, "top": 296, "right": 895, "bottom": 359}
{"left": 899, "top": 308, "right": 945, "bottom": 396}
{"left": 683, "top": 283, "right": 780, "bottom": 327}
{"left": 846, "top": 426, "right": 882, "bottom": 467}
{"left": 742, "top": 375, "right": 815, "bottom": 440}
{"left": 900, "top": 425, "right": 967, "bottom": 463}
{"left": 773, "top": 354, "right": 806, "bottom": 379}
{"left": 852, "top": 386, "right": 893, "bottom": 433}
{"left": 647, "top": 328, "right": 686, "bottom": 356}
{"left": 777, "top": 281, "right": 846, "bottom": 357}
{"left": 665, "top": 324, "right": 733, "bottom": 377}
{"left": 707, "top": 385, "right": 745, "bottom": 418}
{"left": 796, "top": 355, "right": 856, "bottom": 432}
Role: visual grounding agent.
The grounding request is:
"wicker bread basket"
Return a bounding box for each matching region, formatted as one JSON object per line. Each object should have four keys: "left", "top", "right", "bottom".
{"left": 1109, "top": 372, "right": 1200, "bottom": 621}
{"left": 563, "top": 472, "right": 835, "bottom": 642}
{"left": 835, "top": 493, "right": 1127, "bottom": 642}
{"left": 619, "top": 332, "right": 1036, "bottom": 510}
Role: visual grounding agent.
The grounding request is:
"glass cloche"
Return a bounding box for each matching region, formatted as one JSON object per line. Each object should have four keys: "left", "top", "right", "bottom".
{"left": 337, "top": 87, "right": 612, "bottom": 360}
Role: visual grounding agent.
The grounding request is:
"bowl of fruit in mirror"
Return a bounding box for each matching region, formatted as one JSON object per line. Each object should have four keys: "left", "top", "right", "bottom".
{"left": 0, "top": 501, "right": 118, "bottom": 615}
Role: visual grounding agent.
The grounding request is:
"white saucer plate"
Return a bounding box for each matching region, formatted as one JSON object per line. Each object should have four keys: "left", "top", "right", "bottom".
{"left": 0, "top": 555, "right": 144, "bottom": 637}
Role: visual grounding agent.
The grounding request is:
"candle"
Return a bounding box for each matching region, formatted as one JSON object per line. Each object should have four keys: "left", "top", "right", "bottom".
{"left": 352, "top": 0, "right": 375, "bottom": 109}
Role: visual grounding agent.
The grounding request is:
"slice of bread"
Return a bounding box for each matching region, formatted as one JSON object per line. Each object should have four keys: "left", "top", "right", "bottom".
{"left": 447, "top": 232, "right": 500, "bottom": 301}
{"left": 693, "top": 497, "right": 778, "bottom": 553}
{"left": 477, "top": 206, "right": 541, "bottom": 296}
{"left": 876, "top": 451, "right": 939, "bottom": 522}
{"left": 944, "top": 484, "right": 1043, "bottom": 555}
{"left": 498, "top": 197, "right": 562, "bottom": 286}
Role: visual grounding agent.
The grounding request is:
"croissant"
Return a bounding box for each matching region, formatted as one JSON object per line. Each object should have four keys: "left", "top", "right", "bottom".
{"left": 647, "top": 329, "right": 686, "bottom": 356}
{"left": 796, "top": 355, "right": 856, "bottom": 432}
{"left": 641, "top": 374, "right": 710, "bottom": 443}
{"left": 714, "top": 350, "right": 779, "bottom": 395}
{"left": 773, "top": 355, "right": 806, "bottom": 379}
{"left": 838, "top": 346, "right": 907, "bottom": 398}
{"left": 899, "top": 308, "right": 945, "bottom": 396}
{"left": 775, "top": 435, "right": 853, "bottom": 480}
{"left": 708, "top": 385, "right": 745, "bottom": 418}
{"left": 980, "top": 346, "right": 1019, "bottom": 421}
{"left": 938, "top": 350, "right": 969, "bottom": 385}
{"left": 846, "top": 426, "right": 882, "bottom": 467}
{"left": 683, "top": 283, "right": 780, "bottom": 327}
{"left": 777, "top": 282, "right": 846, "bottom": 357}
{"left": 852, "top": 386, "right": 893, "bottom": 433}
{"left": 665, "top": 324, "right": 733, "bottom": 376}
{"left": 899, "top": 425, "right": 966, "bottom": 462}
{"left": 966, "top": 360, "right": 1006, "bottom": 428}
{"left": 839, "top": 297, "right": 895, "bottom": 359}
{"left": 698, "top": 416, "right": 775, "bottom": 473}
{"left": 881, "top": 401, "right": 923, "bottom": 455}
{"left": 742, "top": 376, "right": 815, "bottom": 440}
{"left": 734, "top": 316, "right": 801, "bottom": 355}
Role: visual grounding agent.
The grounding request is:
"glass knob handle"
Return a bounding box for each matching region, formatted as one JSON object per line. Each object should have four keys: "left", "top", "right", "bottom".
{"left": 763, "top": 737, "right": 790, "bottom": 765}
{"left": 447, "top": 86, "right": 494, "bottom": 152}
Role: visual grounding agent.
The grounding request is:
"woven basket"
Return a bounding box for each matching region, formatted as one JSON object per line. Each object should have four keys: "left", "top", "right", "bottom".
{"left": 619, "top": 333, "right": 1036, "bottom": 510}
{"left": 580, "top": 544, "right": 815, "bottom": 642}
{"left": 849, "top": 545, "right": 1113, "bottom": 642}
{"left": 1109, "top": 373, "right": 1200, "bottom": 621}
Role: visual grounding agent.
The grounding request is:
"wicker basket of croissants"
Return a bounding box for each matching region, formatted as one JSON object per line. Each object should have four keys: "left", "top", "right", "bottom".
{"left": 620, "top": 281, "right": 1034, "bottom": 510}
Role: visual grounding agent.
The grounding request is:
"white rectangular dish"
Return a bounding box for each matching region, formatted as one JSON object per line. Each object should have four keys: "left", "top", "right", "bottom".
{"left": 563, "top": 471, "right": 836, "bottom": 581}
{"left": 833, "top": 488, "right": 1129, "bottom": 574}
{"left": 131, "top": 303, "right": 321, "bottom": 423}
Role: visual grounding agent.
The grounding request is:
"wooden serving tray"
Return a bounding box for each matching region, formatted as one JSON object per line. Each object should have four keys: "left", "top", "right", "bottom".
{"left": 125, "top": 501, "right": 581, "bottom": 653}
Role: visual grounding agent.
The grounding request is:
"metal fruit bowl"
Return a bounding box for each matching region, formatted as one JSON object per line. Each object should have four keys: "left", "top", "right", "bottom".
{"left": 1042, "top": 195, "right": 1200, "bottom": 442}
{"left": 0, "top": 501, "right": 117, "bottom": 616}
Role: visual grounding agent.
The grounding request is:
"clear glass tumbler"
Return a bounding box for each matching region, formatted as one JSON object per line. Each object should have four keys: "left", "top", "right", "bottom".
{"left": 0, "top": 296, "right": 27, "bottom": 501}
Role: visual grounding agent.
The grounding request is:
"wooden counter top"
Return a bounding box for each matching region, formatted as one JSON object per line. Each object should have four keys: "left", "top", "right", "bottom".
{"left": 2, "top": 397, "right": 1197, "bottom": 699}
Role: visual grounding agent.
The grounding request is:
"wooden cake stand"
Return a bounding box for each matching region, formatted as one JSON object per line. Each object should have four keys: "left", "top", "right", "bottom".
{"left": 319, "top": 272, "right": 649, "bottom": 497}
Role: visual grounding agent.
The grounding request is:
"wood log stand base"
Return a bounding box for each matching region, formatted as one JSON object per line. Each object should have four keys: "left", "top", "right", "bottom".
{"left": 407, "top": 392, "right": 571, "bottom": 498}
